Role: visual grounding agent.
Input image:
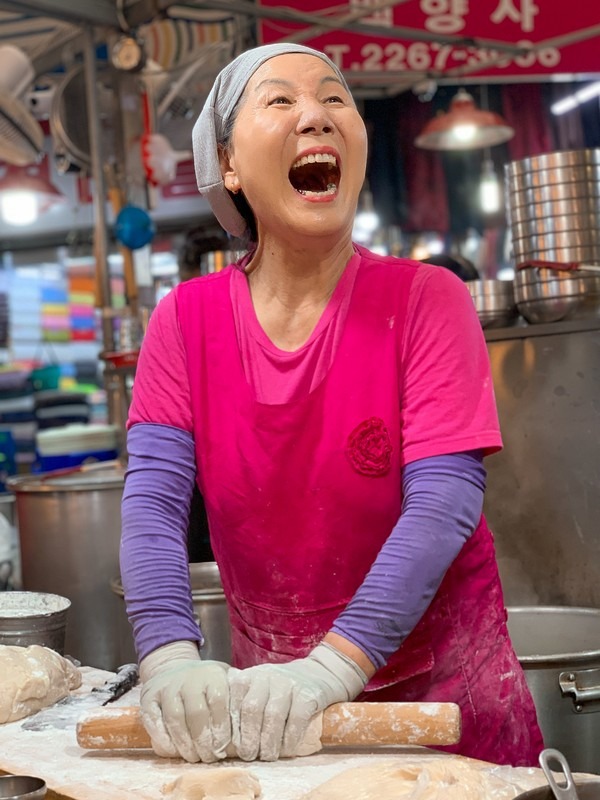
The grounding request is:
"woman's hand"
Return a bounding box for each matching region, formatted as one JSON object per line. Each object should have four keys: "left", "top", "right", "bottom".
{"left": 228, "top": 642, "right": 368, "bottom": 762}
{"left": 139, "top": 641, "right": 231, "bottom": 763}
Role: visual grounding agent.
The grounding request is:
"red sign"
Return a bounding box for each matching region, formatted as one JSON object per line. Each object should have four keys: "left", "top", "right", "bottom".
{"left": 258, "top": 1, "right": 600, "bottom": 80}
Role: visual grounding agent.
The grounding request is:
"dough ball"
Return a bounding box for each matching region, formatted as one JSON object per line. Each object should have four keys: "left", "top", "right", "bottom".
{"left": 162, "top": 768, "right": 261, "bottom": 799}
{"left": 0, "top": 644, "right": 82, "bottom": 724}
{"left": 301, "top": 758, "right": 520, "bottom": 799}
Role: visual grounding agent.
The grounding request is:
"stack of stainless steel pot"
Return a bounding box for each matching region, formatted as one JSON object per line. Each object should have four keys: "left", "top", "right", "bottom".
{"left": 506, "top": 149, "right": 600, "bottom": 266}
{"left": 505, "top": 150, "right": 600, "bottom": 323}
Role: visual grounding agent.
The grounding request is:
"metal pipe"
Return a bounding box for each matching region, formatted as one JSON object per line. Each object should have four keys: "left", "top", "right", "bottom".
{"left": 82, "top": 26, "right": 114, "bottom": 354}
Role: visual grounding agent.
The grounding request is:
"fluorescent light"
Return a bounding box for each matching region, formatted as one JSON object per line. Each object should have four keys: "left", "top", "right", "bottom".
{"left": 576, "top": 81, "right": 600, "bottom": 102}
{"left": 551, "top": 81, "right": 600, "bottom": 116}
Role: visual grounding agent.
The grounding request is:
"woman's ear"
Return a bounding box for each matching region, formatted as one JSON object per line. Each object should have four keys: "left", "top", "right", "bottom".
{"left": 219, "top": 146, "right": 240, "bottom": 194}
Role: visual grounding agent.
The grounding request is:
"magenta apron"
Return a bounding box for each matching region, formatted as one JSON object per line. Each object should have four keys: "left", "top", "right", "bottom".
{"left": 176, "top": 262, "right": 543, "bottom": 766}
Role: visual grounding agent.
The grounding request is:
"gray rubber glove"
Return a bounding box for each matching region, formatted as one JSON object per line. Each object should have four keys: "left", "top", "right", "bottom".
{"left": 139, "top": 641, "right": 231, "bottom": 763}
{"left": 228, "top": 642, "right": 368, "bottom": 762}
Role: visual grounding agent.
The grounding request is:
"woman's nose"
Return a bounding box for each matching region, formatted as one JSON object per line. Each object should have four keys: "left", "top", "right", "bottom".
{"left": 296, "top": 100, "right": 334, "bottom": 135}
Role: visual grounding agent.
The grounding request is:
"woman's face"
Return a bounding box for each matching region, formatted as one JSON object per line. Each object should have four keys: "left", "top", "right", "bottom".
{"left": 221, "top": 54, "right": 368, "bottom": 244}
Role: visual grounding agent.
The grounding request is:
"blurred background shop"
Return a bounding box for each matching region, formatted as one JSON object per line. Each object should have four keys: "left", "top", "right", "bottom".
{"left": 0, "top": 1, "right": 598, "bottom": 772}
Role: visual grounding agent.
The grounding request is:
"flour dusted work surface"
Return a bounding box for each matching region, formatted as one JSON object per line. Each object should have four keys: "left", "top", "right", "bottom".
{"left": 0, "top": 644, "right": 81, "bottom": 723}
{"left": 0, "top": 668, "right": 598, "bottom": 800}
{"left": 162, "top": 768, "right": 261, "bottom": 799}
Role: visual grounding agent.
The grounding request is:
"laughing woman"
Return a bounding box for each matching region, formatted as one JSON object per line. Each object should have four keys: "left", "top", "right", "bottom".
{"left": 120, "top": 43, "right": 543, "bottom": 767}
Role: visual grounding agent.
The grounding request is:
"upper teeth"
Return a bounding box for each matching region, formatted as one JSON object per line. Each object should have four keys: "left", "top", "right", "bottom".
{"left": 292, "top": 153, "right": 337, "bottom": 169}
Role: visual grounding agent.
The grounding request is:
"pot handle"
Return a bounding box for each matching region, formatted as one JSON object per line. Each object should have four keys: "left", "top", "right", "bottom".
{"left": 539, "top": 749, "right": 580, "bottom": 800}
{"left": 560, "top": 668, "right": 600, "bottom": 713}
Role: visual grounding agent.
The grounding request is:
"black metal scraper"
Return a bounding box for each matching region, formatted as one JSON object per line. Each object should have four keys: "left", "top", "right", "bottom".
{"left": 21, "top": 663, "right": 139, "bottom": 731}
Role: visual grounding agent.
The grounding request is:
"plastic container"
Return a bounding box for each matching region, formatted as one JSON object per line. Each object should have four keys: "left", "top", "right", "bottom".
{"left": 34, "top": 448, "right": 118, "bottom": 473}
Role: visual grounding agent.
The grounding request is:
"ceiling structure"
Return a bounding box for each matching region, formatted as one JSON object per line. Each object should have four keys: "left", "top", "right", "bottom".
{"left": 0, "top": 2, "right": 596, "bottom": 214}
{"left": 0, "top": 1, "right": 599, "bottom": 98}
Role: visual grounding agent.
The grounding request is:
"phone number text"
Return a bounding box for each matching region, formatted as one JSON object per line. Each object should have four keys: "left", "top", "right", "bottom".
{"left": 323, "top": 40, "right": 561, "bottom": 73}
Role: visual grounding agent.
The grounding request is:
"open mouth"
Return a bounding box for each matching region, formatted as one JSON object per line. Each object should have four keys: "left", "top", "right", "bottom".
{"left": 289, "top": 153, "right": 340, "bottom": 198}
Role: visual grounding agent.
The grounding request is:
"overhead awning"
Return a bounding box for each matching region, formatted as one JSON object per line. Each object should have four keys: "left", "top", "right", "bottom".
{"left": 257, "top": 0, "right": 600, "bottom": 87}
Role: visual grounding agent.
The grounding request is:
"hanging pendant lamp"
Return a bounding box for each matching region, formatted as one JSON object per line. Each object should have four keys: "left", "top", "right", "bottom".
{"left": 0, "top": 162, "right": 67, "bottom": 226}
{"left": 415, "top": 88, "right": 514, "bottom": 151}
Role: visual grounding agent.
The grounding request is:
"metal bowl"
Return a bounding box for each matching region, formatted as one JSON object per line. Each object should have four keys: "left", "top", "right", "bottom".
{"left": 0, "top": 775, "right": 46, "bottom": 799}
{"left": 515, "top": 783, "right": 600, "bottom": 799}
{"left": 467, "top": 279, "right": 517, "bottom": 328}
{"left": 506, "top": 148, "right": 600, "bottom": 179}
{"left": 0, "top": 591, "right": 70, "bottom": 653}
{"left": 512, "top": 244, "right": 600, "bottom": 264}
{"left": 514, "top": 266, "right": 600, "bottom": 323}
{"left": 507, "top": 180, "right": 600, "bottom": 209}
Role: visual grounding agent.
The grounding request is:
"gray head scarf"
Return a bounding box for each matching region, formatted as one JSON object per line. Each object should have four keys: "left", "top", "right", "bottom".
{"left": 192, "top": 43, "right": 352, "bottom": 238}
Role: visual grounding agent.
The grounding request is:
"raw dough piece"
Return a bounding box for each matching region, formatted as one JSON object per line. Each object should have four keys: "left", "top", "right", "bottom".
{"left": 162, "top": 768, "right": 261, "bottom": 799}
{"left": 0, "top": 644, "right": 82, "bottom": 724}
{"left": 300, "top": 758, "right": 524, "bottom": 799}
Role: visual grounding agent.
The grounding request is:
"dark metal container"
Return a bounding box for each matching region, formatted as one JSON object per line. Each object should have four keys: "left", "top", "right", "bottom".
{"left": 507, "top": 606, "right": 600, "bottom": 775}
{"left": 0, "top": 774, "right": 47, "bottom": 799}
{"left": 7, "top": 464, "right": 125, "bottom": 669}
{"left": 516, "top": 784, "right": 600, "bottom": 799}
{"left": 0, "top": 591, "right": 70, "bottom": 653}
{"left": 112, "top": 561, "right": 232, "bottom": 664}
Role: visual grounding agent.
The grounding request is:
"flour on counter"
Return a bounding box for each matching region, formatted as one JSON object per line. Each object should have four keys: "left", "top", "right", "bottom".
{"left": 0, "top": 668, "right": 596, "bottom": 800}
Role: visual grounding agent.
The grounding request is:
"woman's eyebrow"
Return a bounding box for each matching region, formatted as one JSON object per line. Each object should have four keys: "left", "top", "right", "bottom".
{"left": 253, "top": 75, "right": 346, "bottom": 93}
{"left": 253, "top": 78, "right": 293, "bottom": 93}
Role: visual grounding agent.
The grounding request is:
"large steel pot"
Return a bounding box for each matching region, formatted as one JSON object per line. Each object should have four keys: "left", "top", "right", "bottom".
{"left": 112, "top": 561, "right": 232, "bottom": 664}
{"left": 7, "top": 464, "right": 125, "bottom": 670}
{"left": 507, "top": 607, "right": 600, "bottom": 775}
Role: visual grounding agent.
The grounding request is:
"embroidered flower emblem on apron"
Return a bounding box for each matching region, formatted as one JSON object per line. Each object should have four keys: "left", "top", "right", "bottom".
{"left": 346, "top": 416, "right": 392, "bottom": 476}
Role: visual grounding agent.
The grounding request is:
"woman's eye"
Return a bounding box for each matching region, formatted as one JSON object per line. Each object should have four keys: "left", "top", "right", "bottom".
{"left": 324, "top": 95, "right": 344, "bottom": 104}
{"left": 268, "top": 96, "right": 292, "bottom": 105}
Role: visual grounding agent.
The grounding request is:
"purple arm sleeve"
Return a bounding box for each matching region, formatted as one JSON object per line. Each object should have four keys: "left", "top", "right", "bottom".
{"left": 331, "top": 451, "right": 486, "bottom": 670}
{"left": 120, "top": 422, "right": 202, "bottom": 661}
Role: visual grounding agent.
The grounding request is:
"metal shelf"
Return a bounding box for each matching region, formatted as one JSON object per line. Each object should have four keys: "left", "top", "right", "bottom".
{"left": 484, "top": 316, "right": 600, "bottom": 342}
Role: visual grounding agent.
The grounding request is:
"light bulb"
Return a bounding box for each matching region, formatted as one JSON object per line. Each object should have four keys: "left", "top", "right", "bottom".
{"left": 0, "top": 190, "right": 38, "bottom": 226}
{"left": 452, "top": 123, "right": 477, "bottom": 143}
{"left": 480, "top": 159, "right": 500, "bottom": 214}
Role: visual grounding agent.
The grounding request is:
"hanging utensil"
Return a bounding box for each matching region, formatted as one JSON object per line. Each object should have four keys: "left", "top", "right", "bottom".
{"left": 539, "top": 749, "right": 581, "bottom": 800}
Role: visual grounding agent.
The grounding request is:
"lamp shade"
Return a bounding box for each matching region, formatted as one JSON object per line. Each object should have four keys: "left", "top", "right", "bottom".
{"left": 415, "top": 88, "right": 514, "bottom": 151}
{"left": 0, "top": 162, "right": 67, "bottom": 225}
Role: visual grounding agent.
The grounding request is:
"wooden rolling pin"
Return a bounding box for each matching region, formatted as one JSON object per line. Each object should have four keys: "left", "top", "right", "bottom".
{"left": 76, "top": 702, "right": 461, "bottom": 751}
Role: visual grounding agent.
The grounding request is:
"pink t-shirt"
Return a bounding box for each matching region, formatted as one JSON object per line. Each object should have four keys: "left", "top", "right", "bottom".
{"left": 230, "top": 251, "right": 360, "bottom": 404}
{"left": 128, "top": 248, "right": 501, "bottom": 462}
